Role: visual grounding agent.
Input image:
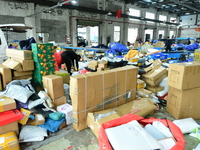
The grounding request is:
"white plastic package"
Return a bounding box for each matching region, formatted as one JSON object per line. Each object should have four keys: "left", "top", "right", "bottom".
{"left": 19, "top": 125, "right": 48, "bottom": 143}
{"left": 152, "top": 121, "right": 173, "bottom": 137}
{"left": 157, "top": 77, "right": 168, "bottom": 97}
{"left": 4, "top": 85, "right": 34, "bottom": 103}
{"left": 173, "top": 118, "right": 200, "bottom": 134}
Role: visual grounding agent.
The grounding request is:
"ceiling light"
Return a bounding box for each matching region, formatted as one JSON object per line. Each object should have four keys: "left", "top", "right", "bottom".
{"left": 194, "top": 11, "right": 196, "bottom": 13}
{"left": 107, "top": 11, "right": 112, "bottom": 15}
{"left": 71, "top": 0, "right": 77, "bottom": 4}
{"left": 185, "top": 12, "right": 190, "bottom": 15}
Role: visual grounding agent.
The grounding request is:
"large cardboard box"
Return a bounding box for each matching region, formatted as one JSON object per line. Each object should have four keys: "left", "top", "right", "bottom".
{"left": 13, "top": 71, "right": 33, "bottom": 77}
{"left": 6, "top": 49, "right": 33, "bottom": 60}
{"left": 166, "top": 86, "right": 200, "bottom": 119}
{"left": 87, "top": 98, "right": 156, "bottom": 137}
{"left": 43, "top": 75, "right": 64, "bottom": 99}
{"left": 0, "top": 65, "right": 12, "bottom": 88}
{"left": 168, "top": 62, "right": 200, "bottom": 90}
{"left": 0, "top": 96, "right": 16, "bottom": 113}
{"left": 0, "top": 122, "right": 19, "bottom": 135}
{"left": 2, "top": 59, "right": 22, "bottom": 71}
{"left": 70, "top": 66, "right": 138, "bottom": 131}
{"left": 0, "top": 132, "right": 20, "bottom": 150}
{"left": 53, "top": 96, "right": 67, "bottom": 109}
{"left": 13, "top": 59, "right": 34, "bottom": 71}
{"left": 142, "top": 66, "right": 168, "bottom": 86}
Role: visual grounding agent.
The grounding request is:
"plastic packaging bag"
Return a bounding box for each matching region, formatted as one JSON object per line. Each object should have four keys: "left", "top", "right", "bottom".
{"left": 19, "top": 125, "right": 48, "bottom": 142}
{"left": 0, "top": 29, "right": 8, "bottom": 62}
{"left": 157, "top": 77, "right": 168, "bottom": 97}
{"left": 48, "top": 112, "right": 66, "bottom": 121}
{"left": 4, "top": 85, "right": 34, "bottom": 103}
{"left": 39, "top": 118, "right": 65, "bottom": 132}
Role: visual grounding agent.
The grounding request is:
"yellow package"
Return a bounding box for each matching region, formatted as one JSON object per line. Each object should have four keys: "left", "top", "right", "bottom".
{"left": 0, "top": 132, "right": 20, "bottom": 150}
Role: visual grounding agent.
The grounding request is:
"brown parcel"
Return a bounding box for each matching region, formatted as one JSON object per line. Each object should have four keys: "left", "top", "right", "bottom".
{"left": 26, "top": 114, "right": 45, "bottom": 126}
{"left": 0, "top": 121, "right": 19, "bottom": 135}
{"left": 43, "top": 75, "right": 64, "bottom": 100}
{"left": 0, "top": 74, "right": 2, "bottom": 91}
{"left": 0, "top": 64, "right": 12, "bottom": 88}
{"left": 168, "top": 62, "right": 200, "bottom": 90}
{"left": 70, "top": 66, "right": 138, "bottom": 131}
{"left": 13, "top": 71, "right": 33, "bottom": 77}
{"left": 97, "top": 68, "right": 104, "bottom": 72}
{"left": 146, "top": 85, "right": 165, "bottom": 94}
{"left": 142, "top": 66, "right": 168, "bottom": 86}
{"left": 6, "top": 49, "right": 33, "bottom": 60}
{"left": 167, "top": 86, "right": 200, "bottom": 119}
{"left": 0, "top": 96, "right": 16, "bottom": 113}
{"left": 136, "top": 89, "right": 152, "bottom": 98}
{"left": 53, "top": 96, "right": 67, "bottom": 109}
{"left": 3, "top": 59, "right": 22, "bottom": 71}
{"left": 137, "top": 79, "right": 145, "bottom": 89}
{"left": 12, "top": 59, "right": 34, "bottom": 71}
{"left": 88, "top": 64, "right": 97, "bottom": 70}
{"left": 144, "top": 59, "right": 162, "bottom": 73}
{"left": 13, "top": 75, "right": 32, "bottom": 80}
{"left": 87, "top": 98, "right": 156, "bottom": 137}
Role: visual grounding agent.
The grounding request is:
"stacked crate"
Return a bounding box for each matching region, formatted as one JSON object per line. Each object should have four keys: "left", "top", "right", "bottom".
{"left": 31, "top": 43, "right": 56, "bottom": 85}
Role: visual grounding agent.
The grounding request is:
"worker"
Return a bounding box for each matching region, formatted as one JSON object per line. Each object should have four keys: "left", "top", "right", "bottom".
{"left": 165, "top": 36, "right": 172, "bottom": 52}
{"left": 61, "top": 50, "right": 81, "bottom": 75}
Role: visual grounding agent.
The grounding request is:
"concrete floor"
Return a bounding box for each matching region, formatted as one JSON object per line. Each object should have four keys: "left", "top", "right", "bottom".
{"left": 20, "top": 105, "right": 200, "bottom": 150}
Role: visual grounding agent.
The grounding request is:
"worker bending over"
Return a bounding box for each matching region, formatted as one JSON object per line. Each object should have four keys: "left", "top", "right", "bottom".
{"left": 61, "top": 50, "right": 81, "bottom": 75}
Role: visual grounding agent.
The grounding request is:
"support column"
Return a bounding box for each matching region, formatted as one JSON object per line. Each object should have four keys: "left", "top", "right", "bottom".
{"left": 86, "top": 26, "right": 91, "bottom": 46}
{"left": 25, "top": 17, "right": 36, "bottom": 39}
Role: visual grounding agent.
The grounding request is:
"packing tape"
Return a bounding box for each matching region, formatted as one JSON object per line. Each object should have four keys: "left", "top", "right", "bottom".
{"left": 99, "top": 72, "right": 105, "bottom": 110}
{"left": 0, "top": 102, "right": 3, "bottom": 112}
{"left": 73, "top": 88, "right": 136, "bottom": 114}
{"left": 82, "top": 74, "right": 88, "bottom": 128}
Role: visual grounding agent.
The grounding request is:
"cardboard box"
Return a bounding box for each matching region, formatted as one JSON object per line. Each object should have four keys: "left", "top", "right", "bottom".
{"left": 0, "top": 74, "right": 2, "bottom": 91}
{"left": 194, "top": 49, "right": 200, "bottom": 62}
{"left": 87, "top": 109, "right": 120, "bottom": 137}
{"left": 98, "top": 64, "right": 108, "bottom": 69}
{"left": 104, "top": 68, "right": 110, "bottom": 71}
{"left": 26, "top": 114, "right": 45, "bottom": 126}
{"left": 53, "top": 96, "right": 67, "bottom": 109}
{"left": 87, "top": 98, "right": 156, "bottom": 137}
{"left": 2, "top": 59, "right": 22, "bottom": 71}
{"left": 136, "top": 89, "right": 152, "bottom": 98}
{"left": 142, "top": 66, "right": 168, "bottom": 86}
{"left": 12, "top": 75, "right": 32, "bottom": 80}
{"left": 55, "top": 71, "right": 70, "bottom": 84}
{"left": 0, "top": 96, "right": 16, "bottom": 113}
{"left": 0, "top": 132, "right": 20, "bottom": 150}
{"left": 146, "top": 85, "right": 165, "bottom": 94}
{"left": 97, "top": 67, "right": 104, "bottom": 72}
{"left": 166, "top": 86, "right": 200, "bottom": 119}
{"left": 144, "top": 59, "right": 162, "bottom": 73}
{"left": 137, "top": 79, "right": 145, "bottom": 89}
{"left": 89, "top": 60, "right": 99, "bottom": 66}
{"left": 59, "top": 121, "right": 67, "bottom": 130}
{"left": 18, "top": 108, "right": 31, "bottom": 125}
{"left": 6, "top": 49, "right": 33, "bottom": 60}
{"left": 88, "top": 64, "right": 97, "bottom": 70}
{"left": 0, "top": 65, "right": 12, "bottom": 88}
{"left": 12, "top": 59, "right": 34, "bottom": 71}
{"left": 13, "top": 71, "right": 33, "bottom": 77}
{"left": 70, "top": 66, "right": 138, "bottom": 131}
{"left": 57, "top": 103, "right": 73, "bottom": 125}
{"left": 43, "top": 75, "right": 64, "bottom": 99}
{"left": 168, "top": 62, "right": 200, "bottom": 90}
{"left": 0, "top": 122, "right": 19, "bottom": 135}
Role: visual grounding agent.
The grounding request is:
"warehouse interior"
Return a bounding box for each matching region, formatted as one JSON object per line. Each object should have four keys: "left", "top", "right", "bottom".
{"left": 1, "top": 0, "right": 200, "bottom": 150}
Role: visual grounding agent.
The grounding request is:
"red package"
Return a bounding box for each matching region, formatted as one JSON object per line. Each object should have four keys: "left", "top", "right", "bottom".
{"left": 99, "top": 114, "right": 185, "bottom": 150}
{"left": 0, "top": 109, "right": 24, "bottom": 126}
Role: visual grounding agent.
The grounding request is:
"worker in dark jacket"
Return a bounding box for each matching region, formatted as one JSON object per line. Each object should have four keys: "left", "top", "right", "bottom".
{"left": 165, "top": 36, "right": 172, "bottom": 52}
{"left": 61, "top": 50, "right": 81, "bottom": 75}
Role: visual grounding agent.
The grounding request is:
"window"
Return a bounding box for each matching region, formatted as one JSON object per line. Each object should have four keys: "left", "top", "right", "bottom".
{"left": 170, "top": 17, "right": 177, "bottom": 23}
{"left": 158, "top": 30, "right": 165, "bottom": 39}
{"left": 129, "top": 8, "right": 140, "bottom": 21}
{"left": 145, "top": 12, "right": 155, "bottom": 20}
{"left": 170, "top": 31, "right": 175, "bottom": 38}
{"left": 114, "top": 26, "right": 120, "bottom": 42}
{"left": 159, "top": 15, "right": 167, "bottom": 22}
{"left": 145, "top": 12, "right": 155, "bottom": 23}
{"left": 128, "top": 28, "right": 138, "bottom": 43}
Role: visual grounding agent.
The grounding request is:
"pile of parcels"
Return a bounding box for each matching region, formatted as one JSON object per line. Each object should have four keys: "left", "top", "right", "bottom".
{"left": 0, "top": 47, "right": 73, "bottom": 149}
{"left": 1, "top": 44, "right": 200, "bottom": 150}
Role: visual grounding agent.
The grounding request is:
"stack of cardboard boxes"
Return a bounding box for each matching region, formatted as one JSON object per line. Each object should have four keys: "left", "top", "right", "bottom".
{"left": 0, "top": 97, "right": 22, "bottom": 150}
{"left": 167, "top": 62, "right": 200, "bottom": 119}
{"left": 140, "top": 59, "right": 167, "bottom": 97}
{"left": 3, "top": 49, "right": 34, "bottom": 81}
{"left": 32, "top": 43, "right": 56, "bottom": 85}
